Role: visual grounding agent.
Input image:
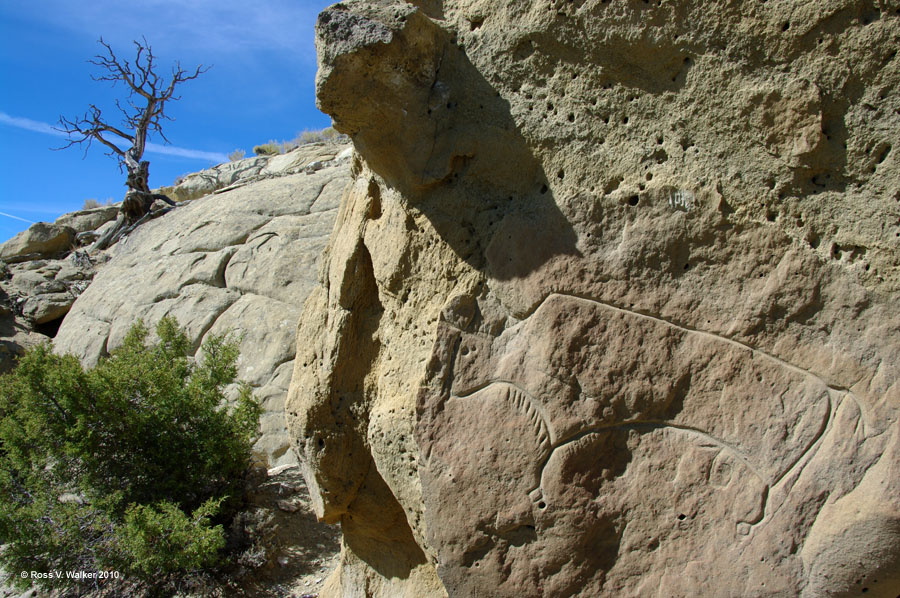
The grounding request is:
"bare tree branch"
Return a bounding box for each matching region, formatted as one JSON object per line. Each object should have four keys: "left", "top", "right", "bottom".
{"left": 54, "top": 38, "right": 209, "bottom": 248}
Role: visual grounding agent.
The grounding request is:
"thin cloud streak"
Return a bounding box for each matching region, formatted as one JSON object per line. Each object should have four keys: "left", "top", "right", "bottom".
{"left": 0, "top": 211, "right": 36, "bottom": 225}
{"left": 0, "top": 112, "right": 227, "bottom": 163}
{"left": 0, "top": 112, "right": 67, "bottom": 137}
{"left": 145, "top": 142, "right": 227, "bottom": 163}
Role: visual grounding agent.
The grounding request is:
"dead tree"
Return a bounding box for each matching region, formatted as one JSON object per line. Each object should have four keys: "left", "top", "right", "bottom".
{"left": 56, "top": 37, "right": 208, "bottom": 249}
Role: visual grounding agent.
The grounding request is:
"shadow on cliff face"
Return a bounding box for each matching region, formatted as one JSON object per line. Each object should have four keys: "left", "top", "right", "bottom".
{"left": 341, "top": 463, "right": 432, "bottom": 580}
{"left": 316, "top": 3, "right": 580, "bottom": 281}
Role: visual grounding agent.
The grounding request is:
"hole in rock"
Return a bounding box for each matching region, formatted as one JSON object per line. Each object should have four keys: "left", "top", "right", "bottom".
{"left": 628, "top": 195, "right": 639, "bottom": 206}
{"left": 35, "top": 315, "right": 66, "bottom": 338}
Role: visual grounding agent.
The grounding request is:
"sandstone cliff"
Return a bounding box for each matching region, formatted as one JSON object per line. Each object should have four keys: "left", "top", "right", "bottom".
{"left": 286, "top": 1, "right": 900, "bottom": 597}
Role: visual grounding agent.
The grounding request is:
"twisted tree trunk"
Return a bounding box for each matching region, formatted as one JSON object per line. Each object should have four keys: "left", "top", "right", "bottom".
{"left": 56, "top": 38, "right": 206, "bottom": 251}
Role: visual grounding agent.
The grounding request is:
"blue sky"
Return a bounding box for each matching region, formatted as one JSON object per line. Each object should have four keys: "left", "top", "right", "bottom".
{"left": 0, "top": 0, "right": 335, "bottom": 243}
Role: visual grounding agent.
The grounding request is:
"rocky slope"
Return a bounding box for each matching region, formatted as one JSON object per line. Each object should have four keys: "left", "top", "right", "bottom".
{"left": 0, "top": 141, "right": 350, "bottom": 597}
{"left": 0, "top": 141, "right": 351, "bottom": 467}
{"left": 286, "top": 1, "right": 900, "bottom": 597}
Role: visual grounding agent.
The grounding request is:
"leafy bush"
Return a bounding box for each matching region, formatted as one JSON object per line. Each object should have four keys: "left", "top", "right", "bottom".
{"left": 0, "top": 317, "right": 260, "bottom": 595}
{"left": 115, "top": 498, "right": 226, "bottom": 577}
{"left": 228, "top": 149, "right": 246, "bottom": 162}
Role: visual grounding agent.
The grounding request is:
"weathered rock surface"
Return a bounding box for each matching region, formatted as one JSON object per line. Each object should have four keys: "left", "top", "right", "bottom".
{"left": 54, "top": 205, "right": 119, "bottom": 234}
{"left": 54, "top": 143, "right": 351, "bottom": 467}
{"left": 0, "top": 223, "right": 76, "bottom": 262}
{"left": 0, "top": 143, "right": 350, "bottom": 376}
{"left": 0, "top": 251, "right": 97, "bottom": 373}
{"left": 287, "top": 2, "right": 900, "bottom": 597}
{"left": 158, "top": 142, "right": 351, "bottom": 203}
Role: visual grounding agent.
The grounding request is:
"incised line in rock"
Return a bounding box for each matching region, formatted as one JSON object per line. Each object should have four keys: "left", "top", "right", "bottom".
{"left": 516, "top": 291, "right": 869, "bottom": 428}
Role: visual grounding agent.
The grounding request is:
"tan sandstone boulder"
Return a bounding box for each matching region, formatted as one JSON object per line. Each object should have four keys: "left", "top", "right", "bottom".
{"left": 286, "top": 2, "right": 900, "bottom": 597}
{"left": 54, "top": 205, "right": 119, "bottom": 234}
{"left": 0, "top": 222, "right": 76, "bottom": 262}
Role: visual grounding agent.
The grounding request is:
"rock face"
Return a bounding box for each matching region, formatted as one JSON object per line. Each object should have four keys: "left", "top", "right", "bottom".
{"left": 54, "top": 205, "right": 120, "bottom": 234}
{"left": 54, "top": 142, "right": 351, "bottom": 467}
{"left": 286, "top": 2, "right": 900, "bottom": 597}
{"left": 0, "top": 250, "right": 97, "bottom": 373}
{"left": 157, "top": 142, "right": 353, "bottom": 203}
{"left": 0, "top": 222, "right": 76, "bottom": 262}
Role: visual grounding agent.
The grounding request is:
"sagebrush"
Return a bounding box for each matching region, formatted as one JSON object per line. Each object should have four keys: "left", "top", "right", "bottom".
{"left": 252, "top": 127, "right": 346, "bottom": 156}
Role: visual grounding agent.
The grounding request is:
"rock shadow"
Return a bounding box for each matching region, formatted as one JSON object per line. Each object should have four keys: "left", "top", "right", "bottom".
{"left": 341, "top": 462, "right": 431, "bottom": 581}
{"left": 316, "top": 3, "right": 580, "bottom": 281}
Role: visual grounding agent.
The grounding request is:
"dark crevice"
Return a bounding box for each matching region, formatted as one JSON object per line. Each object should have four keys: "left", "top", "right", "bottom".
{"left": 35, "top": 314, "right": 66, "bottom": 338}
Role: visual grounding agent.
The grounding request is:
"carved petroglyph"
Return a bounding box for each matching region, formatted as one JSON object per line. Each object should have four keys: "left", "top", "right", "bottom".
{"left": 417, "top": 291, "right": 850, "bottom": 597}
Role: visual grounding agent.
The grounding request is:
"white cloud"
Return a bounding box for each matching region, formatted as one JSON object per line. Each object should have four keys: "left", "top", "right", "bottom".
{"left": 0, "top": 0, "right": 326, "bottom": 63}
{"left": 0, "top": 111, "right": 228, "bottom": 163}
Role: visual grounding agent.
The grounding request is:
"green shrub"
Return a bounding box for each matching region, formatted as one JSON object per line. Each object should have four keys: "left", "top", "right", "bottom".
{"left": 115, "top": 498, "right": 226, "bottom": 577}
{"left": 228, "top": 149, "right": 246, "bottom": 162}
{"left": 0, "top": 317, "right": 260, "bottom": 595}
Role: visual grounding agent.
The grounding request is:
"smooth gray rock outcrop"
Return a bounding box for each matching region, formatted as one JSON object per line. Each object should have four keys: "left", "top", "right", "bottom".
{"left": 54, "top": 143, "right": 351, "bottom": 467}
